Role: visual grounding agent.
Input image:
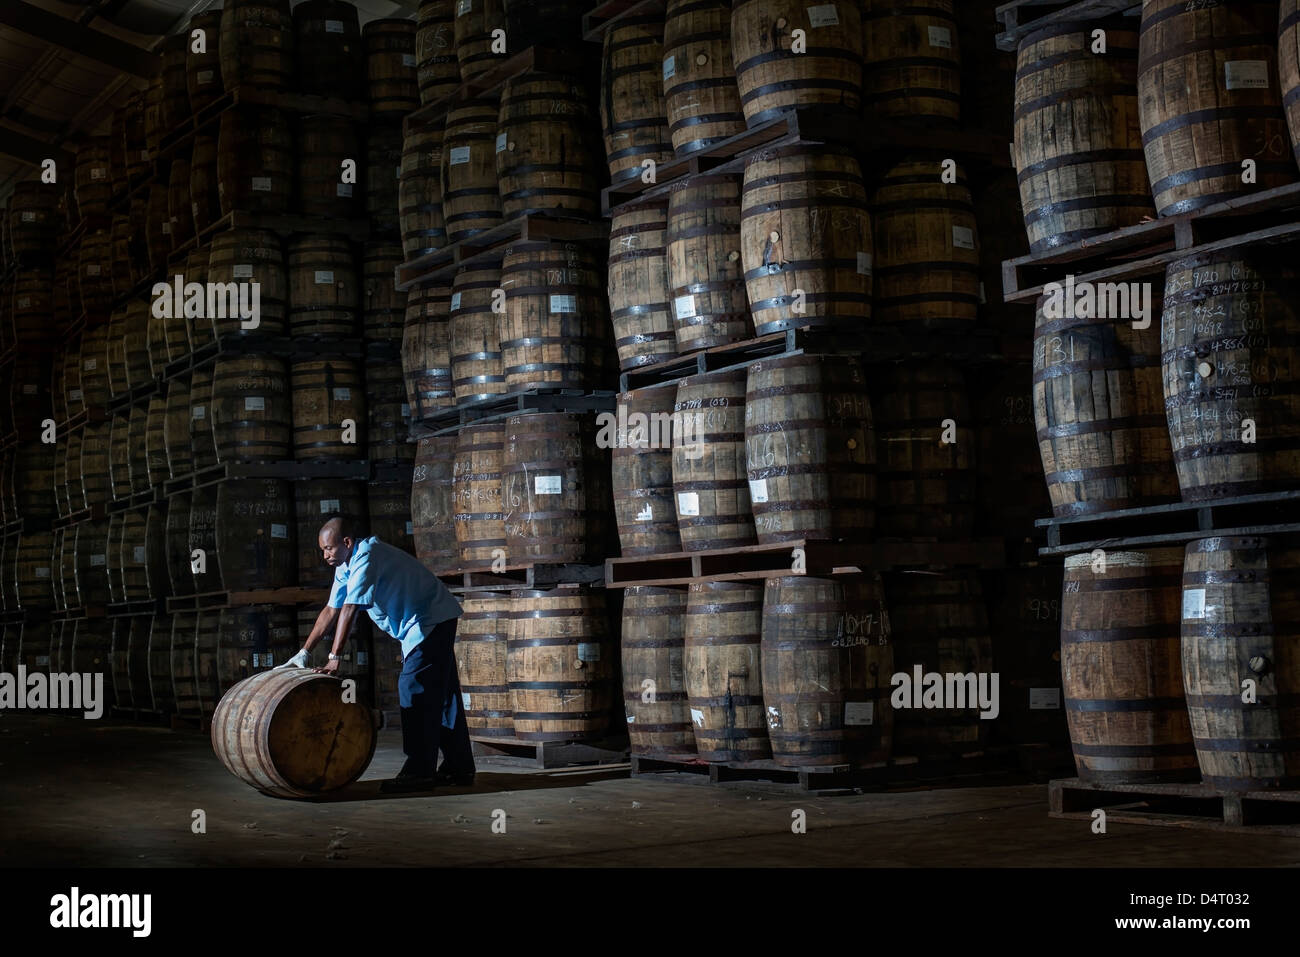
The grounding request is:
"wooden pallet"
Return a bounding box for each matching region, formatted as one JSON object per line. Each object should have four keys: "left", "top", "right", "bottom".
{"left": 403, "top": 45, "right": 575, "bottom": 132}
{"left": 106, "top": 598, "right": 165, "bottom": 618}
{"left": 438, "top": 562, "right": 607, "bottom": 593}
{"left": 582, "top": 0, "right": 666, "bottom": 42}
{"left": 1035, "top": 490, "right": 1300, "bottom": 557}
{"left": 995, "top": 0, "right": 1142, "bottom": 52}
{"left": 161, "top": 459, "right": 371, "bottom": 497}
{"left": 165, "top": 587, "right": 330, "bottom": 613}
{"left": 51, "top": 504, "right": 105, "bottom": 530}
{"left": 196, "top": 209, "right": 371, "bottom": 245}
{"left": 606, "top": 538, "right": 1007, "bottom": 587}
{"left": 106, "top": 487, "right": 163, "bottom": 514}
{"left": 1001, "top": 182, "right": 1300, "bottom": 304}
{"left": 470, "top": 733, "right": 629, "bottom": 770}
{"left": 394, "top": 213, "right": 608, "bottom": 291}
{"left": 105, "top": 380, "right": 162, "bottom": 416}
{"left": 1050, "top": 777, "right": 1300, "bottom": 832}
{"left": 408, "top": 388, "right": 618, "bottom": 437}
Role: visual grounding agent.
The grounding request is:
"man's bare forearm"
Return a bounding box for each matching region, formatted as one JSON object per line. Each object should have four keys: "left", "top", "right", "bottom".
{"left": 331, "top": 603, "right": 362, "bottom": 657}
{"left": 302, "top": 604, "right": 340, "bottom": 653}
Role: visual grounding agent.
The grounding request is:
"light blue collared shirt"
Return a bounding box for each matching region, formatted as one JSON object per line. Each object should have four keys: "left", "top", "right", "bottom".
{"left": 328, "top": 536, "right": 462, "bottom": 658}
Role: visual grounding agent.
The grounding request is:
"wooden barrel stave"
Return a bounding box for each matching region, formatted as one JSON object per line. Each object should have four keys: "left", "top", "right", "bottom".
{"left": 454, "top": 423, "right": 507, "bottom": 569}
{"left": 672, "top": 368, "right": 754, "bottom": 551}
{"left": 612, "top": 387, "right": 682, "bottom": 557}
{"left": 622, "top": 586, "right": 694, "bottom": 755}
{"left": 455, "top": 592, "right": 514, "bottom": 738}
{"left": 684, "top": 581, "right": 770, "bottom": 761}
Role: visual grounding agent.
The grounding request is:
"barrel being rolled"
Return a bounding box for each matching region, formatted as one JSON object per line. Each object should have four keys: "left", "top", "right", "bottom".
{"left": 623, "top": 586, "right": 694, "bottom": 756}
{"left": 212, "top": 669, "right": 377, "bottom": 798}
{"left": 684, "top": 581, "right": 769, "bottom": 761}
{"left": 611, "top": 387, "right": 682, "bottom": 557}
{"left": 672, "top": 368, "right": 754, "bottom": 551}
{"left": 1062, "top": 547, "right": 1196, "bottom": 784}
{"left": 455, "top": 592, "right": 513, "bottom": 738}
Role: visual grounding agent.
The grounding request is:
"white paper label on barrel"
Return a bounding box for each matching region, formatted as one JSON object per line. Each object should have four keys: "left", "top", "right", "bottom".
{"left": 662, "top": 55, "right": 676, "bottom": 80}
{"left": 673, "top": 294, "right": 696, "bottom": 319}
{"left": 332, "top": 387, "right": 351, "bottom": 401}
{"left": 84, "top": 358, "right": 97, "bottom": 370}
{"left": 271, "top": 523, "right": 288, "bottom": 539}
{"left": 690, "top": 707, "right": 704, "bottom": 726}
{"left": 17, "top": 297, "right": 30, "bottom": 308}
{"left": 86, "top": 264, "right": 101, "bottom": 275}
{"left": 928, "top": 25, "right": 952, "bottom": 48}
{"left": 405, "top": 520, "right": 414, "bottom": 535}
{"left": 192, "top": 202, "right": 201, "bottom": 218}
{"left": 90, "top": 167, "right": 106, "bottom": 180}
{"left": 549, "top": 295, "right": 577, "bottom": 314}
{"left": 402, "top": 54, "right": 417, "bottom": 67}
{"left": 21, "top": 211, "right": 35, "bottom": 222}
{"left": 162, "top": 221, "right": 172, "bottom": 235}
{"left": 748, "top": 478, "right": 769, "bottom": 503}
{"left": 457, "top": 0, "right": 472, "bottom": 14}
{"left": 22, "top": 384, "right": 36, "bottom": 394}
{"left": 450, "top": 292, "right": 463, "bottom": 310}
{"left": 635, "top": 503, "right": 654, "bottom": 522}
{"left": 807, "top": 4, "right": 839, "bottom": 27}
{"left": 626, "top": 713, "right": 635, "bottom": 723}
{"left": 90, "top": 554, "right": 106, "bottom": 567}
{"left": 325, "top": 19, "right": 345, "bottom": 33}
{"left": 35, "top": 567, "right": 50, "bottom": 579}
{"left": 336, "top": 183, "right": 353, "bottom": 197}
{"left": 1029, "top": 688, "right": 1061, "bottom": 710}
{"left": 677, "top": 491, "right": 700, "bottom": 516}
{"left": 449, "top": 146, "right": 472, "bottom": 166}
{"left": 233, "top": 264, "right": 254, "bottom": 279}
{"left": 244, "top": 396, "right": 265, "bottom": 412}
{"left": 1225, "top": 60, "right": 1269, "bottom": 90}
{"left": 535, "top": 475, "right": 562, "bottom": 495}
{"left": 320, "top": 499, "right": 340, "bottom": 513}
{"left": 69, "top": 389, "right": 83, "bottom": 401}
{"left": 496, "top": 132, "right": 508, "bottom": 153}
{"left": 133, "top": 546, "right": 147, "bottom": 563}
{"left": 856, "top": 251, "right": 872, "bottom": 276}
{"left": 315, "top": 270, "right": 335, "bottom": 284}
{"left": 844, "top": 701, "right": 874, "bottom": 726}
{"left": 1183, "top": 588, "right": 1206, "bottom": 620}
{"left": 462, "top": 692, "right": 471, "bottom": 709}
{"left": 251, "top": 177, "right": 272, "bottom": 192}
{"left": 141, "top": 150, "right": 150, "bottom": 162}
{"left": 198, "top": 69, "right": 214, "bottom": 84}
{"left": 979, "top": 281, "right": 987, "bottom": 305}
{"left": 192, "top": 405, "right": 205, "bottom": 419}
{"left": 952, "top": 225, "right": 975, "bottom": 250}
{"left": 577, "top": 643, "right": 601, "bottom": 662}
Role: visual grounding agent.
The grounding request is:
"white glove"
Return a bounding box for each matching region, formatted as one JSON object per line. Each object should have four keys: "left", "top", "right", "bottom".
{"left": 280, "top": 649, "right": 310, "bottom": 669}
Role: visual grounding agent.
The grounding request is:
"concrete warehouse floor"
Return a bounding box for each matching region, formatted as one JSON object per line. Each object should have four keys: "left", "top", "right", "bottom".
{"left": 2, "top": 713, "right": 1298, "bottom": 868}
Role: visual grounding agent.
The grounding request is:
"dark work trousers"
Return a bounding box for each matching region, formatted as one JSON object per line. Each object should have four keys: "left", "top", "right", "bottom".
{"left": 397, "top": 616, "right": 475, "bottom": 777}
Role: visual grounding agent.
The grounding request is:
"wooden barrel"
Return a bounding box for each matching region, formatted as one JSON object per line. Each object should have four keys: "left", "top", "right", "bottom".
{"left": 123, "top": 93, "right": 148, "bottom": 184}
{"left": 672, "top": 368, "right": 754, "bottom": 551}
{"left": 609, "top": 198, "right": 675, "bottom": 371}
{"left": 440, "top": 99, "right": 504, "bottom": 242}
{"left": 128, "top": 404, "right": 150, "bottom": 492}
{"left": 187, "top": 10, "right": 225, "bottom": 112}
{"left": 455, "top": 592, "right": 513, "bottom": 738}
{"left": 172, "top": 611, "right": 201, "bottom": 717}
{"left": 287, "top": 235, "right": 357, "bottom": 337}
{"left": 163, "top": 376, "right": 192, "bottom": 479}
{"left": 454, "top": 423, "right": 507, "bottom": 569}
{"left": 211, "top": 354, "right": 292, "bottom": 461}
{"left": 667, "top": 174, "right": 751, "bottom": 353}
{"left": 1285, "top": 1, "right": 1300, "bottom": 168}
{"left": 416, "top": 0, "right": 458, "bottom": 105}
{"left": 411, "top": 436, "right": 458, "bottom": 573}
{"left": 399, "top": 125, "right": 446, "bottom": 260}
{"left": 976, "top": 364, "right": 1053, "bottom": 542}
{"left": 501, "top": 0, "right": 584, "bottom": 46}
{"left": 1182, "top": 537, "right": 1300, "bottom": 791}
{"left": 507, "top": 587, "right": 614, "bottom": 741}
{"left": 732, "top": 0, "right": 862, "bottom": 127}
{"left": 983, "top": 565, "right": 1068, "bottom": 748}
{"left": 219, "top": 0, "right": 293, "bottom": 91}
{"left": 663, "top": 0, "right": 746, "bottom": 155}
{"left": 145, "top": 181, "right": 172, "bottom": 274}
{"left": 105, "top": 514, "right": 126, "bottom": 602}
{"left": 208, "top": 228, "right": 287, "bottom": 338}
{"left": 145, "top": 397, "right": 168, "bottom": 487}
{"left": 449, "top": 265, "right": 505, "bottom": 401}
{"left": 66, "top": 430, "right": 88, "bottom": 511}
{"left": 1033, "top": 286, "right": 1178, "bottom": 516}
{"left": 79, "top": 421, "right": 111, "bottom": 510}
{"left": 366, "top": 124, "right": 403, "bottom": 238}
{"left": 294, "top": 0, "right": 362, "bottom": 99}
{"left": 364, "top": 19, "right": 418, "bottom": 116}
{"left": 1138, "top": 0, "right": 1296, "bottom": 216}
{"left": 296, "top": 116, "right": 360, "bottom": 220}
{"left": 211, "top": 669, "right": 377, "bottom": 798}
{"left": 612, "top": 387, "right": 682, "bottom": 557}
{"left": 871, "top": 158, "right": 979, "bottom": 327}
{"left": 363, "top": 241, "right": 406, "bottom": 341}
{"left": 1161, "top": 247, "right": 1300, "bottom": 501}
{"left": 683, "top": 581, "right": 768, "bottom": 760}
{"left": 873, "top": 362, "right": 976, "bottom": 539}
{"left": 214, "top": 479, "right": 294, "bottom": 590}
{"left": 401, "top": 281, "right": 454, "bottom": 418}
{"left": 289, "top": 358, "right": 366, "bottom": 461}
{"left": 71, "top": 619, "right": 111, "bottom": 702}
{"left": 9, "top": 181, "right": 59, "bottom": 261}
{"left": 160, "top": 33, "right": 190, "bottom": 131}
{"left": 190, "top": 131, "right": 222, "bottom": 238}
{"left": 863, "top": 0, "right": 961, "bottom": 125}
{"left": 496, "top": 73, "right": 600, "bottom": 219}
{"left": 216, "top": 606, "right": 298, "bottom": 699}
{"left": 166, "top": 491, "right": 194, "bottom": 596}
{"left": 74, "top": 137, "right": 112, "bottom": 221}
{"left": 296, "top": 607, "right": 369, "bottom": 682}
{"left": 1013, "top": 21, "right": 1151, "bottom": 253}
{"left": 502, "top": 413, "right": 610, "bottom": 564}
{"left": 294, "top": 480, "right": 367, "bottom": 586}
{"left": 52, "top": 528, "right": 71, "bottom": 611}
{"left": 601, "top": 14, "right": 674, "bottom": 183}
{"left": 117, "top": 507, "right": 149, "bottom": 601}
{"left": 109, "top": 103, "right": 129, "bottom": 199}
{"left": 190, "top": 366, "right": 218, "bottom": 470}
{"left": 1062, "top": 547, "right": 1197, "bottom": 784}
{"left": 13, "top": 268, "right": 56, "bottom": 350}
{"left": 454, "top": 0, "right": 508, "bottom": 82}
{"left": 621, "top": 586, "right": 694, "bottom": 755}
{"left": 217, "top": 105, "right": 294, "bottom": 216}
{"left": 79, "top": 228, "right": 113, "bottom": 315}
{"left": 745, "top": 354, "right": 874, "bottom": 544}
{"left": 53, "top": 437, "right": 71, "bottom": 518}
{"left": 107, "top": 414, "right": 131, "bottom": 502}
{"left": 72, "top": 518, "right": 111, "bottom": 609}
{"left": 15, "top": 443, "right": 56, "bottom": 522}
{"left": 499, "top": 241, "right": 611, "bottom": 392}
{"left": 368, "top": 477, "right": 417, "bottom": 555}
{"left": 110, "top": 213, "right": 134, "bottom": 300}
{"left": 16, "top": 530, "right": 56, "bottom": 610}
{"left": 367, "top": 360, "right": 414, "bottom": 466}
{"left": 741, "top": 147, "right": 872, "bottom": 335}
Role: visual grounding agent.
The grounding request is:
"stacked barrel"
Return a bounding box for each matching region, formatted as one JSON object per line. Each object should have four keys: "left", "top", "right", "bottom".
{"left": 1017, "top": 2, "right": 1300, "bottom": 792}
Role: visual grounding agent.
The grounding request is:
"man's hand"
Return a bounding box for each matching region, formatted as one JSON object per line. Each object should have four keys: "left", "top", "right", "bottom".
{"left": 313, "top": 658, "right": 341, "bottom": 675}
{"left": 280, "top": 649, "right": 310, "bottom": 669}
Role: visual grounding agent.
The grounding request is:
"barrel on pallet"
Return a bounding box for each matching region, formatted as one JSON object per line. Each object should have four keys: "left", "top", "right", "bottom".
{"left": 216, "top": 605, "right": 298, "bottom": 696}
{"left": 1061, "top": 547, "right": 1196, "bottom": 784}
{"left": 449, "top": 265, "right": 505, "bottom": 401}
{"left": 364, "top": 18, "right": 418, "bottom": 117}
{"left": 454, "top": 423, "right": 507, "bottom": 570}
{"left": 862, "top": 0, "right": 961, "bottom": 125}
{"left": 1285, "top": 1, "right": 1300, "bottom": 166}
{"left": 496, "top": 73, "right": 600, "bottom": 220}
{"left": 622, "top": 586, "right": 694, "bottom": 756}
{"left": 600, "top": 14, "right": 674, "bottom": 183}
{"left": 608, "top": 199, "right": 674, "bottom": 371}
{"left": 166, "top": 491, "right": 194, "bottom": 596}
{"left": 399, "top": 125, "right": 445, "bottom": 260}
{"left": 411, "top": 436, "right": 458, "bottom": 573}
{"left": 287, "top": 235, "right": 357, "bottom": 337}
{"left": 190, "top": 132, "right": 222, "bottom": 237}
{"left": 672, "top": 368, "right": 754, "bottom": 551}
{"left": 9, "top": 181, "right": 59, "bottom": 261}
{"left": 187, "top": 10, "right": 224, "bottom": 112}
{"left": 16, "top": 530, "right": 56, "bottom": 610}
{"left": 74, "top": 137, "right": 112, "bottom": 221}
{"left": 366, "top": 126, "right": 403, "bottom": 239}
{"left": 454, "top": 0, "right": 507, "bottom": 82}
{"left": 207, "top": 228, "right": 288, "bottom": 338}
{"left": 220, "top": 0, "right": 294, "bottom": 91}
{"left": 84, "top": 421, "right": 114, "bottom": 510}
{"left": 667, "top": 175, "right": 751, "bottom": 353}
{"left": 294, "top": 481, "right": 366, "bottom": 586}
{"left": 611, "top": 387, "right": 682, "bottom": 557}
{"left": 440, "top": 99, "right": 503, "bottom": 242}
{"left": 362, "top": 241, "right": 406, "bottom": 343}
{"left": 290, "top": 359, "right": 366, "bottom": 461}
{"left": 297, "top": 116, "right": 361, "bottom": 220}
{"left": 455, "top": 592, "right": 513, "bottom": 738}
{"left": 369, "top": 478, "right": 417, "bottom": 555}
{"left": 401, "top": 281, "right": 454, "bottom": 418}
{"left": 294, "top": 0, "right": 361, "bottom": 99}
{"left": 214, "top": 479, "right": 295, "bottom": 590}
{"left": 190, "top": 366, "right": 219, "bottom": 470}
{"left": 211, "top": 354, "right": 292, "bottom": 461}
{"left": 217, "top": 105, "right": 294, "bottom": 216}
{"left": 663, "top": 0, "right": 746, "bottom": 155}
{"left": 684, "top": 581, "right": 769, "bottom": 761}
{"left": 507, "top": 587, "right": 614, "bottom": 741}
{"left": 212, "top": 669, "right": 377, "bottom": 797}
{"left": 367, "top": 361, "right": 413, "bottom": 466}
{"left": 1181, "top": 537, "right": 1300, "bottom": 791}
{"left": 416, "top": 0, "right": 458, "bottom": 104}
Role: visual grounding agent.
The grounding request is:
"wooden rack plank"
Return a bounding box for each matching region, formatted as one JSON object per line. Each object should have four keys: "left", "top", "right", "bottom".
{"left": 161, "top": 459, "right": 371, "bottom": 496}
{"left": 402, "top": 45, "right": 574, "bottom": 132}
{"left": 1050, "top": 776, "right": 1300, "bottom": 832}
{"left": 995, "top": 0, "right": 1142, "bottom": 52}
{"left": 437, "top": 562, "right": 606, "bottom": 593}
{"left": 408, "top": 388, "right": 618, "bottom": 437}
{"left": 166, "top": 586, "right": 330, "bottom": 613}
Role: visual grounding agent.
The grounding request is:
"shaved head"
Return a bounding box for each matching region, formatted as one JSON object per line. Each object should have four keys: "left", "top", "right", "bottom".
{"left": 318, "top": 514, "right": 362, "bottom": 568}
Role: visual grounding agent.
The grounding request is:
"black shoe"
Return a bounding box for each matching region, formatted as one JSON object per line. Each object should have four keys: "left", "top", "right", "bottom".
{"left": 434, "top": 767, "right": 475, "bottom": 787}
{"left": 379, "top": 774, "right": 438, "bottom": 794}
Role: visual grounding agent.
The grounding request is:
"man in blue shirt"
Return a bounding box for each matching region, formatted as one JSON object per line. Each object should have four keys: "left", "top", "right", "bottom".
{"left": 289, "top": 514, "right": 474, "bottom": 793}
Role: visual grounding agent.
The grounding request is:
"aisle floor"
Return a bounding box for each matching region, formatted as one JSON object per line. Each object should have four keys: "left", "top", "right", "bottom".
{"left": 1, "top": 713, "right": 1297, "bottom": 868}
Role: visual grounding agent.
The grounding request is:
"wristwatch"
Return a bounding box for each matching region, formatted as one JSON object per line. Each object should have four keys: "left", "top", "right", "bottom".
{"left": 328, "top": 653, "right": 341, "bottom": 661}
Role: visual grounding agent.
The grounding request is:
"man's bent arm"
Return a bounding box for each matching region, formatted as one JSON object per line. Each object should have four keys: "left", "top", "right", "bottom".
{"left": 331, "top": 602, "right": 363, "bottom": 658}
{"left": 302, "top": 604, "right": 340, "bottom": 654}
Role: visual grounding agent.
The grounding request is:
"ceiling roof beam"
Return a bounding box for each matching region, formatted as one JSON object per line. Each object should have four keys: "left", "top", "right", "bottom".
{"left": 0, "top": 1, "right": 159, "bottom": 78}
{"left": 0, "top": 125, "right": 74, "bottom": 169}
